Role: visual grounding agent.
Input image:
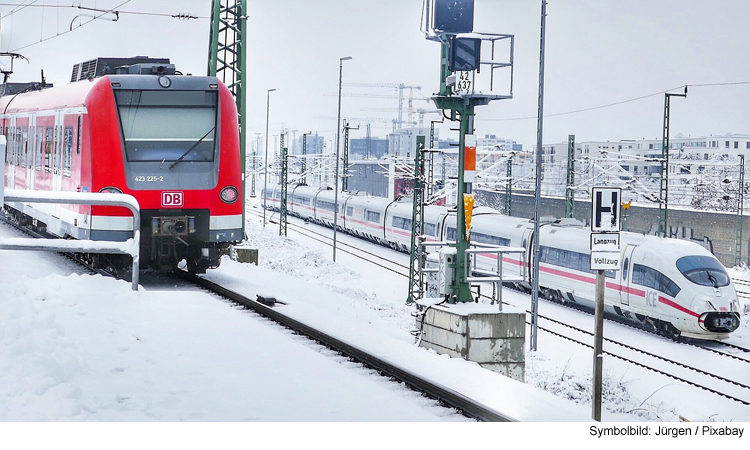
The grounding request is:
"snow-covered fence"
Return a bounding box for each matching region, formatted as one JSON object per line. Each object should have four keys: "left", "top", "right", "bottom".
{"left": 0, "top": 190, "right": 141, "bottom": 290}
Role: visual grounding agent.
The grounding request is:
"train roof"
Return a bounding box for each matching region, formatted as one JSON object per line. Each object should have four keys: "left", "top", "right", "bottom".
{"left": 540, "top": 221, "right": 715, "bottom": 258}
{"left": 0, "top": 78, "right": 98, "bottom": 114}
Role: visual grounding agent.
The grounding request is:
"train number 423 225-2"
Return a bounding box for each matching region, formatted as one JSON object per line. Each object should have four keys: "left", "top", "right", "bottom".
{"left": 134, "top": 175, "right": 164, "bottom": 182}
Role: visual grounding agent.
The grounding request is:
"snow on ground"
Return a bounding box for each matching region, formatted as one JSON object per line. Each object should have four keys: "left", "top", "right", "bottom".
{"left": 249, "top": 203, "right": 750, "bottom": 423}
{"left": 1, "top": 197, "right": 749, "bottom": 444}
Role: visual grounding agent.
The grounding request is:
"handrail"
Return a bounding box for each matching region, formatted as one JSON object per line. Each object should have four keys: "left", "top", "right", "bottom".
{"left": 1, "top": 189, "right": 141, "bottom": 290}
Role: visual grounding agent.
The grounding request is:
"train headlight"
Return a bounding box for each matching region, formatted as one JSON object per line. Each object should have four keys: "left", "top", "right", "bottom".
{"left": 730, "top": 299, "right": 740, "bottom": 313}
{"left": 220, "top": 186, "right": 239, "bottom": 204}
{"left": 99, "top": 186, "right": 123, "bottom": 194}
{"left": 703, "top": 300, "right": 717, "bottom": 312}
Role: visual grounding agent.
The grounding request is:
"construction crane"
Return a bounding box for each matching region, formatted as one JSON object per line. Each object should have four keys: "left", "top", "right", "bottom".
{"left": 343, "top": 83, "right": 421, "bottom": 129}
{"left": 361, "top": 107, "right": 441, "bottom": 127}
{"left": 325, "top": 82, "right": 428, "bottom": 129}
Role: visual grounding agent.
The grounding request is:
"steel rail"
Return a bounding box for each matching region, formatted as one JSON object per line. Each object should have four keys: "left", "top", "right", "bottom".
{"left": 177, "top": 270, "right": 517, "bottom": 422}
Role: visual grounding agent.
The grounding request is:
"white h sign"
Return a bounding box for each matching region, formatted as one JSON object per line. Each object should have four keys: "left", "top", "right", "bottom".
{"left": 591, "top": 187, "right": 621, "bottom": 232}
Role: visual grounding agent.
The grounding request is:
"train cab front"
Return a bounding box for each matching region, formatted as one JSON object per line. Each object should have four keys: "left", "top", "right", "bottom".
{"left": 676, "top": 255, "right": 742, "bottom": 335}
{"left": 107, "top": 69, "right": 243, "bottom": 272}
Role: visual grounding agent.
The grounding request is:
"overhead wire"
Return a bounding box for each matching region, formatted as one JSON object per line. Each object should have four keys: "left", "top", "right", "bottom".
{"left": 4, "top": 0, "right": 132, "bottom": 52}
{"left": 0, "top": 1, "right": 206, "bottom": 53}
{"left": 0, "top": 2, "right": 208, "bottom": 19}
{"left": 479, "top": 82, "right": 750, "bottom": 122}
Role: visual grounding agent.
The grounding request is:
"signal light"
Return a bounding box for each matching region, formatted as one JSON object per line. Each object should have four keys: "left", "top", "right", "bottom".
{"left": 449, "top": 37, "right": 481, "bottom": 72}
{"left": 220, "top": 186, "right": 239, "bottom": 204}
{"left": 433, "top": 0, "right": 475, "bottom": 33}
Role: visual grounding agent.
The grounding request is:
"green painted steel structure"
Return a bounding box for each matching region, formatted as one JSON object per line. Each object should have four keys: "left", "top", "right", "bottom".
{"left": 565, "top": 135, "right": 575, "bottom": 218}
{"left": 505, "top": 155, "right": 512, "bottom": 216}
{"left": 736, "top": 155, "right": 745, "bottom": 266}
{"left": 279, "top": 132, "right": 288, "bottom": 237}
{"left": 407, "top": 136, "right": 427, "bottom": 305}
{"left": 208, "top": 0, "right": 247, "bottom": 236}
{"left": 658, "top": 88, "right": 687, "bottom": 238}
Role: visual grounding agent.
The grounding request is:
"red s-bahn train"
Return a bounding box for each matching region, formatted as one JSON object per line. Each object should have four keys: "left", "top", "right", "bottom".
{"left": 1, "top": 57, "right": 243, "bottom": 273}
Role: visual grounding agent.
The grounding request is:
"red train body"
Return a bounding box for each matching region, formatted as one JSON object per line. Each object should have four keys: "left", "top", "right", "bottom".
{"left": 2, "top": 58, "right": 243, "bottom": 272}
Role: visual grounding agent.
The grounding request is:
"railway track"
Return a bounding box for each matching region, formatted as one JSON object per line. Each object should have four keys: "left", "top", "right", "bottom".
{"left": 2, "top": 211, "right": 515, "bottom": 421}
{"left": 7, "top": 205, "right": 749, "bottom": 411}
{"left": 174, "top": 269, "right": 516, "bottom": 422}
{"left": 265, "top": 210, "right": 750, "bottom": 406}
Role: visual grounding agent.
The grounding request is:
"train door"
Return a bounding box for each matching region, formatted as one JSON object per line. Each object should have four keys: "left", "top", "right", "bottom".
{"left": 51, "top": 111, "right": 64, "bottom": 218}
{"left": 619, "top": 245, "right": 637, "bottom": 306}
{"left": 7, "top": 117, "right": 16, "bottom": 188}
{"left": 521, "top": 228, "right": 534, "bottom": 281}
{"left": 26, "top": 114, "right": 36, "bottom": 190}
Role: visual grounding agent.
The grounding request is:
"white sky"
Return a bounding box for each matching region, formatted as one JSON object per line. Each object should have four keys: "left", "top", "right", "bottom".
{"left": 2, "top": 0, "right": 750, "bottom": 150}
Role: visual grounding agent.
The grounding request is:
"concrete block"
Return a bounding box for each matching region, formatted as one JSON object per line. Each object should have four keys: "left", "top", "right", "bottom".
{"left": 424, "top": 307, "right": 466, "bottom": 334}
{"left": 421, "top": 323, "right": 466, "bottom": 357}
{"left": 235, "top": 246, "right": 258, "bottom": 265}
{"left": 467, "top": 337, "right": 525, "bottom": 363}
{"left": 468, "top": 312, "right": 525, "bottom": 338}
{"left": 418, "top": 303, "right": 526, "bottom": 382}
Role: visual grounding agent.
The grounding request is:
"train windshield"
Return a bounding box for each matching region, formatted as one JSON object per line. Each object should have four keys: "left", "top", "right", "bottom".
{"left": 675, "top": 255, "right": 730, "bottom": 288}
{"left": 115, "top": 90, "right": 218, "bottom": 162}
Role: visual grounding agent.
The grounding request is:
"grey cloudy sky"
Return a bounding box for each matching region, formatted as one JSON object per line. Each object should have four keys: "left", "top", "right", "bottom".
{"left": 2, "top": 0, "right": 749, "bottom": 151}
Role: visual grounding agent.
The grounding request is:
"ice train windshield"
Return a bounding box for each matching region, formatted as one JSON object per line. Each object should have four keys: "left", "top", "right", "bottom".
{"left": 675, "top": 255, "right": 730, "bottom": 288}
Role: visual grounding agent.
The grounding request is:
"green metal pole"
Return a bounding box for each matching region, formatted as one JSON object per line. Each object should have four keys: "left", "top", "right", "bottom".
{"left": 736, "top": 155, "right": 745, "bottom": 266}
{"left": 207, "top": 0, "right": 221, "bottom": 77}
{"left": 207, "top": 0, "right": 248, "bottom": 239}
{"left": 505, "top": 155, "right": 512, "bottom": 216}
{"left": 565, "top": 134, "right": 575, "bottom": 218}
{"left": 452, "top": 103, "right": 474, "bottom": 303}
{"left": 280, "top": 132, "right": 288, "bottom": 237}
{"left": 658, "top": 88, "right": 687, "bottom": 238}
{"left": 407, "top": 136, "right": 426, "bottom": 305}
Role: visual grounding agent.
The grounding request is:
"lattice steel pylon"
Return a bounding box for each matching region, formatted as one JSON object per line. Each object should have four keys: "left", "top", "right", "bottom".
{"left": 407, "top": 136, "right": 426, "bottom": 305}
{"left": 736, "top": 155, "right": 745, "bottom": 266}
{"left": 658, "top": 87, "right": 687, "bottom": 238}
{"left": 279, "top": 131, "right": 288, "bottom": 237}
{"left": 208, "top": 0, "right": 247, "bottom": 236}
{"left": 565, "top": 135, "right": 575, "bottom": 218}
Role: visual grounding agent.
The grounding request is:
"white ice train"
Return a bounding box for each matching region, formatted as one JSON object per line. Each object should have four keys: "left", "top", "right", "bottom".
{"left": 262, "top": 185, "right": 742, "bottom": 341}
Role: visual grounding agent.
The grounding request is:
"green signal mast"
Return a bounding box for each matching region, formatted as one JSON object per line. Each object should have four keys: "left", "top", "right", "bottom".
{"left": 420, "top": 0, "right": 514, "bottom": 303}
{"left": 208, "top": 0, "right": 248, "bottom": 236}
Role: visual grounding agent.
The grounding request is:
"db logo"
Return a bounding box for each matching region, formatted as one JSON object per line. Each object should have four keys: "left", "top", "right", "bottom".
{"left": 162, "top": 191, "right": 184, "bottom": 207}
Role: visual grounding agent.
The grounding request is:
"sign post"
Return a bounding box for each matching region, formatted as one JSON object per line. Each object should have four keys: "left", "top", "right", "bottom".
{"left": 590, "top": 187, "right": 621, "bottom": 421}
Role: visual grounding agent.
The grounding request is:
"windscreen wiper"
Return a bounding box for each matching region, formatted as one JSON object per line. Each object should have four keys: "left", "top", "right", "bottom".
{"left": 169, "top": 126, "right": 216, "bottom": 170}
{"left": 707, "top": 270, "right": 718, "bottom": 288}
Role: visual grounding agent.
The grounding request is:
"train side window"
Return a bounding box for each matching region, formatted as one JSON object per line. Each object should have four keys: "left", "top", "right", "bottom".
{"left": 54, "top": 126, "right": 61, "bottom": 173}
{"left": 346, "top": 206, "right": 353, "bottom": 216}
{"left": 44, "top": 127, "right": 53, "bottom": 172}
{"left": 5, "top": 127, "right": 11, "bottom": 165}
{"left": 632, "top": 264, "right": 681, "bottom": 297}
{"left": 35, "top": 127, "right": 43, "bottom": 171}
{"left": 392, "top": 216, "right": 412, "bottom": 230}
{"left": 622, "top": 258, "right": 629, "bottom": 281}
{"left": 366, "top": 210, "right": 381, "bottom": 223}
{"left": 16, "top": 128, "right": 23, "bottom": 167}
{"left": 22, "top": 127, "right": 29, "bottom": 168}
{"left": 63, "top": 126, "right": 73, "bottom": 176}
{"left": 446, "top": 227, "right": 457, "bottom": 241}
{"left": 423, "top": 222, "right": 436, "bottom": 237}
